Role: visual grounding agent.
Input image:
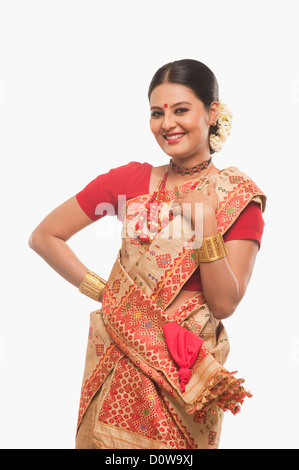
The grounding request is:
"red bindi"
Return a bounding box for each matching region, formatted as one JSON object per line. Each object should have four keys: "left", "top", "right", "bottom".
{"left": 163, "top": 103, "right": 168, "bottom": 108}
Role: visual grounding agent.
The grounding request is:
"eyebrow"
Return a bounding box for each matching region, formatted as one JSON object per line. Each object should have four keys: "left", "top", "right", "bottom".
{"left": 150, "top": 101, "right": 192, "bottom": 110}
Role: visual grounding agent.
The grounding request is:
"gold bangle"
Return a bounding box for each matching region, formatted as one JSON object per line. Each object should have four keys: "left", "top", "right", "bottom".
{"left": 197, "top": 232, "right": 228, "bottom": 263}
{"left": 79, "top": 271, "right": 107, "bottom": 301}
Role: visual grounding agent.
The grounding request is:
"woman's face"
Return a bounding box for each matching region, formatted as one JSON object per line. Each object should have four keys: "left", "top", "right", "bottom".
{"left": 149, "top": 82, "right": 218, "bottom": 163}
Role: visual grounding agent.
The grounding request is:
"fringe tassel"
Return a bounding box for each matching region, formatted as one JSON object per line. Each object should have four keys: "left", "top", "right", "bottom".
{"left": 187, "top": 368, "right": 252, "bottom": 422}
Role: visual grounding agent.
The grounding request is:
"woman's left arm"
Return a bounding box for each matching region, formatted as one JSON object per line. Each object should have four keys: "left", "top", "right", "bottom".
{"left": 198, "top": 211, "right": 259, "bottom": 320}
{"left": 174, "top": 177, "right": 260, "bottom": 320}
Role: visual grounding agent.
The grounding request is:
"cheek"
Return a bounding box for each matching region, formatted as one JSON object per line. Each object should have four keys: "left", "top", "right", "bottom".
{"left": 180, "top": 114, "right": 200, "bottom": 131}
{"left": 150, "top": 119, "right": 159, "bottom": 135}
{"left": 150, "top": 120, "right": 164, "bottom": 140}
{"left": 186, "top": 115, "right": 208, "bottom": 135}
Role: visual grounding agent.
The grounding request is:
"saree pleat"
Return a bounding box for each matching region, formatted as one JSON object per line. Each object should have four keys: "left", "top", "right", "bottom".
{"left": 76, "top": 166, "right": 267, "bottom": 449}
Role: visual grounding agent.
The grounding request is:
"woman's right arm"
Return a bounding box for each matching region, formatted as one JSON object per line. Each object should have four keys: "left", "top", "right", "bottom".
{"left": 28, "top": 195, "right": 104, "bottom": 299}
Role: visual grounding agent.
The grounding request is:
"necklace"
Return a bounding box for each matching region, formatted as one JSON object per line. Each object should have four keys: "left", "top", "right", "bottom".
{"left": 134, "top": 164, "right": 213, "bottom": 243}
{"left": 169, "top": 157, "right": 212, "bottom": 175}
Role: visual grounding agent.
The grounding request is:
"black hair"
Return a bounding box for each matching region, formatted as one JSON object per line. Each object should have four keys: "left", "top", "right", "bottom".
{"left": 148, "top": 59, "right": 219, "bottom": 154}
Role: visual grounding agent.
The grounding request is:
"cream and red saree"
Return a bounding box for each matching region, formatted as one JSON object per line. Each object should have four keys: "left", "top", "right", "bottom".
{"left": 76, "top": 166, "right": 267, "bottom": 449}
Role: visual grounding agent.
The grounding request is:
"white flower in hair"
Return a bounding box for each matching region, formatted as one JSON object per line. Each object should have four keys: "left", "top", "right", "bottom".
{"left": 210, "top": 100, "right": 233, "bottom": 152}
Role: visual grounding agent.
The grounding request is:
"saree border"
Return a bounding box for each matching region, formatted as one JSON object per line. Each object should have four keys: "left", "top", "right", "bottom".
{"left": 100, "top": 258, "right": 252, "bottom": 425}
{"left": 122, "top": 165, "right": 266, "bottom": 310}
{"left": 76, "top": 165, "right": 266, "bottom": 445}
{"left": 77, "top": 343, "right": 124, "bottom": 430}
{"left": 151, "top": 186, "right": 266, "bottom": 308}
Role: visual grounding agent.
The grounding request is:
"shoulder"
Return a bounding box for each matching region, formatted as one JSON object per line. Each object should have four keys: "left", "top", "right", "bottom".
{"left": 109, "top": 160, "right": 152, "bottom": 176}
{"left": 218, "top": 165, "right": 256, "bottom": 182}
{"left": 83, "top": 161, "right": 152, "bottom": 188}
{"left": 76, "top": 161, "right": 152, "bottom": 195}
{"left": 223, "top": 200, "right": 265, "bottom": 249}
{"left": 75, "top": 161, "right": 153, "bottom": 221}
{"left": 216, "top": 165, "right": 267, "bottom": 213}
{"left": 109, "top": 161, "right": 152, "bottom": 193}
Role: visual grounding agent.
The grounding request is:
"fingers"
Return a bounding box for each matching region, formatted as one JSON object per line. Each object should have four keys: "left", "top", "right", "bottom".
{"left": 169, "top": 201, "right": 181, "bottom": 217}
{"left": 207, "top": 177, "right": 217, "bottom": 194}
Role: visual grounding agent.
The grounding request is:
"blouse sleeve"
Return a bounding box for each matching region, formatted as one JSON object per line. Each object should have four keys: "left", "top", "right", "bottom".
{"left": 75, "top": 161, "right": 150, "bottom": 221}
{"left": 222, "top": 201, "right": 265, "bottom": 250}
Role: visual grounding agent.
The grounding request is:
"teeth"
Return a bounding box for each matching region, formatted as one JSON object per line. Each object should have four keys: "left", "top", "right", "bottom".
{"left": 165, "top": 133, "right": 185, "bottom": 140}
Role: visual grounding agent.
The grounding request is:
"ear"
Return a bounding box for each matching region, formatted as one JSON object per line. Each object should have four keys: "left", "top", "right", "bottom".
{"left": 209, "top": 100, "right": 220, "bottom": 125}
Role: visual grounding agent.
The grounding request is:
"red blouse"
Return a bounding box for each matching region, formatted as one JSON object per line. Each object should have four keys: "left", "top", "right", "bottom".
{"left": 76, "top": 161, "right": 265, "bottom": 291}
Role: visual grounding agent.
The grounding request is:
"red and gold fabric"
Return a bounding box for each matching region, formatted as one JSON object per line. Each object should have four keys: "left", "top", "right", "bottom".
{"left": 75, "top": 166, "right": 267, "bottom": 449}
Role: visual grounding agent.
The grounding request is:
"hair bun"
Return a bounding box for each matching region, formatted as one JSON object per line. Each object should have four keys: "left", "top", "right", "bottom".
{"left": 209, "top": 101, "right": 233, "bottom": 153}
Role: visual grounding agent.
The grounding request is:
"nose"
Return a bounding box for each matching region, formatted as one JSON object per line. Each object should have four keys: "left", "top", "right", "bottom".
{"left": 161, "top": 111, "right": 176, "bottom": 132}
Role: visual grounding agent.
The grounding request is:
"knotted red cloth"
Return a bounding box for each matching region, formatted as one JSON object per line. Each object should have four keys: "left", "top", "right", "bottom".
{"left": 162, "top": 322, "right": 204, "bottom": 393}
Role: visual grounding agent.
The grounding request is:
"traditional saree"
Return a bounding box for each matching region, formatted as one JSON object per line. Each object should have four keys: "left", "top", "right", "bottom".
{"left": 76, "top": 165, "right": 267, "bottom": 449}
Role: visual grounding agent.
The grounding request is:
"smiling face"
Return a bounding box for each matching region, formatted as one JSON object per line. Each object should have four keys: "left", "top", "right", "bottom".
{"left": 149, "top": 82, "right": 219, "bottom": 165}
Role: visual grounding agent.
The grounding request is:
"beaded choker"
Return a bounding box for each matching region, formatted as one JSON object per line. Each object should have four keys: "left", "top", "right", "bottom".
{"left": 169, "top": 157, "right": 212, "bottom": 176}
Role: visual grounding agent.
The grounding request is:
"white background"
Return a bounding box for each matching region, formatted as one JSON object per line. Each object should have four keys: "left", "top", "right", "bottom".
{"left": 0, "top": 0, "right": 298, "bottom": 449}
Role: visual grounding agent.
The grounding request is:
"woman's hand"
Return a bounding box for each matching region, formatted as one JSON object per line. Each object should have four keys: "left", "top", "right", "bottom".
{"left": 170, "top": 177, "right": 218, "bottom": 228}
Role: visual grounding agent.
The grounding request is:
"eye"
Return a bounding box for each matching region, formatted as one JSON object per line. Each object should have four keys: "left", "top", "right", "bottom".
{"left": 151, "top": 111, "right": 163, "bottom": 118}
{"left": 150, "top": 107, "right": 189, "bottom": 118}
{"left": 175, "top": 107, "right": 189, "bottom": 114}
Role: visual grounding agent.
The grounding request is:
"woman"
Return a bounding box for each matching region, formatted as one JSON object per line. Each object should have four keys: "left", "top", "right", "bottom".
{"left": 29, "top": 59, "right": 267, "bottom": 449}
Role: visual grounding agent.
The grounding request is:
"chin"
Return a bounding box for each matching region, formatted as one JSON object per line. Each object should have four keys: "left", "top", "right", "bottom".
{"left": 163, "top": 148, "right": 190, "bottom": 158}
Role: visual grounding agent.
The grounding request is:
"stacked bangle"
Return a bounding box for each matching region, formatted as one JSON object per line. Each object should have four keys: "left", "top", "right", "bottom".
{"left": 197, "top": 232, "right": 228, "bottom": 263}
{"left": 79, "top": 271, "right": 107, "bottom": 301}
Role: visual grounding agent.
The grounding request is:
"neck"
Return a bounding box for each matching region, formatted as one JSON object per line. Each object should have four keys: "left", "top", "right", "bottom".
{"left": 169, "top": 156, "right": 213, "bottom": 177}
{"left": 170, "top": 146, "right": 212, "bottom": 170}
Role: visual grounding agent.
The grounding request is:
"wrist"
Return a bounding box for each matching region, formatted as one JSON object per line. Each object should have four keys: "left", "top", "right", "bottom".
{"left": 192, "top": 215, "right": 217, "bottom": 239}
{"left": 191, "top": 206, "right": 216, "bottom": 224}
{"left": 197, "top": 231, "right": 228, "bottom": 263}
{"left": 202, "top": 213, "right": 217, "bottom": 238}
{"left": 79, "top": 271, "right": 106, "bottom": 302}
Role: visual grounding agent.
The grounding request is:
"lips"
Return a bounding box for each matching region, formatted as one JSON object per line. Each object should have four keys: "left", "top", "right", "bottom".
{"left": 163, "top": 132, "right": 186, "bottom": 143}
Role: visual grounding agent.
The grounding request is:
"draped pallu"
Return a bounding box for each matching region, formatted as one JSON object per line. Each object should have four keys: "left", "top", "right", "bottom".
{"left": 76, "top": 166, "right": 267, "bottom": 449}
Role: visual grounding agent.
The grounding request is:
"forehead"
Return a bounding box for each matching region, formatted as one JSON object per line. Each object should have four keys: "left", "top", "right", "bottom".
{"left": 150, "top": 82, "right": 198, "bottom": 106}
